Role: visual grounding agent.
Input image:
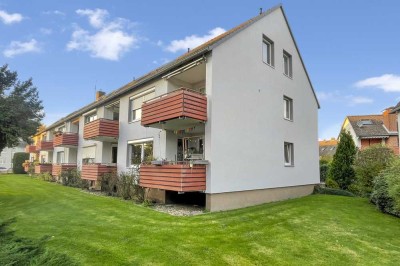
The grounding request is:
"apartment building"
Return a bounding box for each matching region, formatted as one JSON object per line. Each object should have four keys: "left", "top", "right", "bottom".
{"left": 0, "top": 142, "right": 26, "bottom": 172}
{"left": 26, "top": 5, "right": 320, "bottom": 211}
{"left": 341, "top": 107, "right": 399, "bottom": 154}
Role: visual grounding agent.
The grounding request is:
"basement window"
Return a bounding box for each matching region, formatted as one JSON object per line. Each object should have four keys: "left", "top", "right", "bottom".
{"left": 262, "top": 35, "right": 274, "bottom": 67}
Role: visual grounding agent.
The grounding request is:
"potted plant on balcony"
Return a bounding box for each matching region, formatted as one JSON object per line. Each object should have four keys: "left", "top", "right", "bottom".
{"left": 53, "top": 130, "right": 63, "bottom": 137}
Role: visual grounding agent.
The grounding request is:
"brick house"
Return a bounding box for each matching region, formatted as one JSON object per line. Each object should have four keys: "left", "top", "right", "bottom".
{"left": 341, "top": 108, "right": 399, "bottom": 154}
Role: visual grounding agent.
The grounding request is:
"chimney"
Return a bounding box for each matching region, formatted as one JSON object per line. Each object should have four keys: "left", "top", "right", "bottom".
{"left": 96, "top": 90, "right": 106, "bottom": 101}
{"left": 382, "top": 107, "right": 397, "bottom": 131}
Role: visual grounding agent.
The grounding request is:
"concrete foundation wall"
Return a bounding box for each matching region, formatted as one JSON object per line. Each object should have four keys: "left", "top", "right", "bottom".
{"left": 206, "top": 184, "right": 315, "bottom": 212}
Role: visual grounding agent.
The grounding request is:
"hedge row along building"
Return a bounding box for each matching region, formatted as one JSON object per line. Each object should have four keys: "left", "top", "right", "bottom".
{"left": 26, "top": 5, "right": 320, "bottom": 211}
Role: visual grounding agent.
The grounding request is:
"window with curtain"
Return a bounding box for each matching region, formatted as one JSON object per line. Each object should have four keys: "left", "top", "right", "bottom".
{"left": 129, "top": 90, "right": 155, "bottom": 122}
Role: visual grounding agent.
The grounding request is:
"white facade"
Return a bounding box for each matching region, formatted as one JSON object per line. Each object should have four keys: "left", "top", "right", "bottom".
{"left": 30, "top": 5, "right": 319, "bottom": 210}
{"left": 0, "top": 142, "right": 26, "bottom": 171}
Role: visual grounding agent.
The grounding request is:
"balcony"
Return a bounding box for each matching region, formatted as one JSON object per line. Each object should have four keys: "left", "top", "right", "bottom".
{"left": 139, "top": 162, "right": 206, "bottom": 192}
{"left": 34, "top": 164, "right": 52, "bottom": 174}
{"left": 36, "top": 141, "right": 54, "bottom": 151}
{"left": 83, "top": 119, "right": 119, "bottom": 142}
{"left": 53, "top": 132, "right": 79, "bottom": 148}
{"left": 25, "top": 145, "right": 36, "bottom": 153}
{"left": 141, "top": 88, "right": 207, "bottom": 130}
{"left": 52, "top": 163, "right": 77, "bottom": 176}
{"left": 81, "top": 163, "right": 117, "bottom": 180}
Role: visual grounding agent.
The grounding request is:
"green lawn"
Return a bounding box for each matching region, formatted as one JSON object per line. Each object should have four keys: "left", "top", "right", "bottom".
{"left": 1, "top": 174, "right": 399, "bottom": 265}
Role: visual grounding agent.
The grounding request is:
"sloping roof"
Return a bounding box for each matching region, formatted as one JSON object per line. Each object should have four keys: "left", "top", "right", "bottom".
{"left": 319, "top": 145, "right": 337, "bottom": 157}
{"left": 347, "top": 115, "right": 395, "bottom": 138}
{"left": 319, "top": 139, "right": 338, "bottom": 146}
{"left": 390, "top": 101, "right": 400, "bottom": 113}
{"left": 44, "top": 4, "right": 319, "bottom": 132}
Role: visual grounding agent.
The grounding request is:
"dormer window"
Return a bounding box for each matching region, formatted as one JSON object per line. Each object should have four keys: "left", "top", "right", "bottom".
{"left": 357, "top": 120, "right": 373, "bottom": 127}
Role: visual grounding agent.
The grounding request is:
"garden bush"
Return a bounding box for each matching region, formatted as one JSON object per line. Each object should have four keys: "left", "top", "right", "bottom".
{"left": 60, "top": 169, "right": 88, "bottom": 189}
{"left": 313, "top": 185, "right": 355, "bottom": 197}
{"left": 99, "top": 171, "right": 145, "bottom": 202}
{"left": 37, "top": 172, "right": 56, "bottom": 182}
{"left": 325, "top": 177, "right": 339, "bottom": 189}
{"left": 328, "top": 130, "right": 357, "bottom": 190}
{"left": 370, "top": 158, "right": 400, "bottom": 217}
{"left": 12, "top": 152, "right": 29, "bottom": 174}
{"left": 0, "top": 218, "right": 77, "bottom": 266}
{"left": 353, "top": 145, "right": 393, "bottom": 197}
{"left": 320, "top": 163, "right": 329, "bottom": 182}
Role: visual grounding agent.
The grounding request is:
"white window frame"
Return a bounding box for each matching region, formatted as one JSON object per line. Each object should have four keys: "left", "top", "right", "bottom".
{"left": 84, "top": 113, "right": 97, "bottom": 124}
{"left": 127, "top": 138, "right": 154, "bottom": 166}
{"left": 283, "top": 96, "right": 293, "bottom": 121}
{"left": 283, "top": 50, "right": 293, "bottom": 78}
{"left": 129, "top": 88, "right": 155, "bottom": 122}
{"left": 284, "top": 142, "right": 294, "bottom": 166}
{"left": 262, "top": 35, "right": 274, "bottom": 67}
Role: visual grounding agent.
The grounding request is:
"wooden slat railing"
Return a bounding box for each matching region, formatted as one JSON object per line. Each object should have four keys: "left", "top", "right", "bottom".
{"left": 141, "top": 88, "right": 207, "bottom": 126}
{"left": 83, "top": 119, "right": 119, "bottom": 140}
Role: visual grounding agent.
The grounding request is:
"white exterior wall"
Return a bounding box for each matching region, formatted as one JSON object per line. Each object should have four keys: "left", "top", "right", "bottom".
{"left": 117, "top": 79, "right": 168, "bottom": 173}
{"left": 207, "top": 8, "right": 319, "bottom": 193}
{"left": 0, "top": 143, "right": 25, "bottom": 170}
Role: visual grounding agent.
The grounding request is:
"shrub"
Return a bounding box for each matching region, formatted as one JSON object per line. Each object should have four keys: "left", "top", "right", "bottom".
{"left": 313, "top": 185, "right": 355, "bottom": 197}
{"left": 12, "top": 152, "right": 29, "bottom": 174}
{"left": 99, "top": 172, "right": 119, "bottom": 196}
{"left": 99, "top": 171, "right": 145, "bottom": 202}
{"left": 325, "top": 177, "right": 339, "bottom": 189}
{"left": 61, "top": 169, "right": 88, "bottom": 189}
{"left": 320, "top": 164, "right": 329, "bottom": 182}
{"left": 353, "top": 145, "right": 393, "bottom": 197}
{"left": 37, "top": 172, "right": 56, "bottom": 182}
{"left": 0, "top": 218, "right": 77, "bottom": 266}
{"left": 370, "top": 158, "right": 400, "bottom": 217}
{"left": 370, "top": 175, "right": 398, "bottom": 216}
{"left": 328, "top": 130, "right": 357, "bottom": 190}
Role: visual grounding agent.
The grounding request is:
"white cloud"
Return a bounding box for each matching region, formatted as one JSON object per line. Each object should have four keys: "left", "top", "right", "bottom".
{"left": 355, "top": 74, "right": 400, "bottom": 92}
{"left": 317, "top": 90, "right": 373, "bottom": 106}
{"left": 347, "top": 96, "right": 373, "bottom": 105}
{"left": 42, "top": 10, "right": 65, "bottom": 16}
{"left": 3, "top": 39, "right": 41, "bottom": 58}
{"left": 166, "top": 27, "right": 226, "bottom": 53}
{"left": 67, "top": 9, "right": 136, "bottom": 61}
{"left": 40, "top": 28, "right": 52, "bottom": 35}
{"left": 0, "top": 10, "right": 23, "bottom": 24}
{"left": 76, "top": 8, "right": 108, "bottom": 28}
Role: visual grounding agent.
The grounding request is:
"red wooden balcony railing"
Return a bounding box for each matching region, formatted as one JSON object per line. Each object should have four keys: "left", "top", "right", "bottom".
{"left": 83, "top": 119, "right": 119, "bottom": 141}
{"left": 141, "top": 88, "right": 207, "bottom": 128}
{"left": 53, "top": 132, "right": 79, "bottom": 147}
{"left": 140, "top": 162, "right": 206, "bottom": 192}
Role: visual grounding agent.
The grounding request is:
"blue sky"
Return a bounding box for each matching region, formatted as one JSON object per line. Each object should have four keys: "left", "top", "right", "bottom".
{"left": 1, "top": 0, "right": 400, "bottom": 140}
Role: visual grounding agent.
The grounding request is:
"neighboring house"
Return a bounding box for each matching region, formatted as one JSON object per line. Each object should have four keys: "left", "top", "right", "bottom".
{"left": 341, "top": 107, "right": 399, "bottom": 154}
{"left": 0, "top": 142, "right": 26, "bottom": 171}
{"left": 319, "top": 138, "right": 337, "bottom": 159}
{"left": 26, "top": 5, "right": 320, "bottom": 211}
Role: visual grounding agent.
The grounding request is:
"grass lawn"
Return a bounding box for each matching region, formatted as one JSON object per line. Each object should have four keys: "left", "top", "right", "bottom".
{"left": 1, "top": 174, "right": 400, "bottom": 265}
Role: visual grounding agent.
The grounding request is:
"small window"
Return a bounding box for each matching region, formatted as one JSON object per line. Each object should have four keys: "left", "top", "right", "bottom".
{"left": 283, "top": 96, "right": 293, "bottom": 121}
{"left": 129, "top": 90, "right": 155, "bottom": 122}
{"left": 262, "top": 35, "right": 274, "bottom": 66}
{"left": 85, "top": 113, "right": 97, "bottom": 124}
{"left": 284, "top": 142, "right": 294, "bottom": 166}
{"left": 283, "top": 50, "right": 292, "bottom": 78}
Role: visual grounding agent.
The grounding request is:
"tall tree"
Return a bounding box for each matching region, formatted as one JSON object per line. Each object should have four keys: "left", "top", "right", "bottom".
{"left": 328, "top": 130, "right": 357, "bottom": 190}
{"left": 0, "top": 64, "right": 44, "bottom": 152}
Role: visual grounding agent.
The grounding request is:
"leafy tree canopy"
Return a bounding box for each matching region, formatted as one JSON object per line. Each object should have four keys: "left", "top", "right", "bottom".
{"left": 0, "top": 64, "right": 43, "bottom": 152}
